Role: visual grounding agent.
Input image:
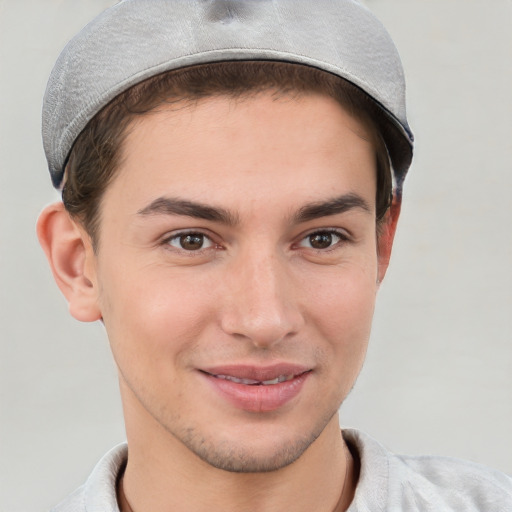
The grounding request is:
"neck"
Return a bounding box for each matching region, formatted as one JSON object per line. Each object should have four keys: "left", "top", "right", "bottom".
{"left": 120, "top": 410, "right": 356, "bottom": 512}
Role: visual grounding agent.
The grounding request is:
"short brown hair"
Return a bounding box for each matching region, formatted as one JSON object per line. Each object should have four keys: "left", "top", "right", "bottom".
{"left": 63, "top": 61, "right": 392, "bottom": 247}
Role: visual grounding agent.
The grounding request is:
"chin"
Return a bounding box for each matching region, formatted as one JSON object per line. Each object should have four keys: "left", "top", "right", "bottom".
{"left": 182, "top": 432, "right": 315, "bottom": 473}
{"left": 172, "top": 410, "right": 339, "bottom": 473}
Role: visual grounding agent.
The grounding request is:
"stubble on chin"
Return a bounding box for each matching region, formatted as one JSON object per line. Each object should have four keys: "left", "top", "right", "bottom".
{"left": 171, "top": 407, "right": 340, "bottom": 473}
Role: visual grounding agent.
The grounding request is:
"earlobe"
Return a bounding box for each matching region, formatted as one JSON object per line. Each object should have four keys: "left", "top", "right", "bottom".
{"left": 36, "top": 202, "right": 102, "bottom": 322}
{"left": 376, "top": 198, "right": 401, "bottom": 284}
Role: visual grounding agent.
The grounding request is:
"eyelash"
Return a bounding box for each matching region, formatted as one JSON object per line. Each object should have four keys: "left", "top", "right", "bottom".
{"left": 161, "top": 228, "right": 350, "bottom": 254}
{"left": 296, "top": 228, "right": 350, "bottom": 252}
{"left": 162, "top": 230, "right": 219, "bottom": 253}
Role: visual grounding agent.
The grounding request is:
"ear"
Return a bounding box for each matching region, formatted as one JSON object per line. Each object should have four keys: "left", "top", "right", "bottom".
{"left": 376, "top": 198, "right": 401, "bottom": 284}
{"left": 37, "top": 202, "right": 102, "bottom": 322}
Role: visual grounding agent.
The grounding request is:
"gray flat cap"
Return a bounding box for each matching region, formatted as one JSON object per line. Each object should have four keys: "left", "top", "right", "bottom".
{"left": 43, "top": 0, "right": 414, "bottom": 188}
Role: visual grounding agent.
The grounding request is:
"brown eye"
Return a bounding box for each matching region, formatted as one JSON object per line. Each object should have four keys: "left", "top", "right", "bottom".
{"left": 309, "top": 233, "right": 334, "bottom": 249}
{"left": 168, "top": 233, "right": 213, "bottom": 251}
{"left": 180, "top": 234, "right": 204, "bottom": 250}
{"left": 299, "top": 231, "right": 343, "bottom": 250}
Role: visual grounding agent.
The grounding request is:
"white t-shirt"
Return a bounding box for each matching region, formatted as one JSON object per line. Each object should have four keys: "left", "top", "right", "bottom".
{"left": 51, "top": 429, "right": 512, "bottom": 511}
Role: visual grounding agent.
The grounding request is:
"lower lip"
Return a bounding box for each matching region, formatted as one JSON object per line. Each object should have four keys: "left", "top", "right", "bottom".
{"left": 201, "top": 372, "right": 311, "bottom": 413}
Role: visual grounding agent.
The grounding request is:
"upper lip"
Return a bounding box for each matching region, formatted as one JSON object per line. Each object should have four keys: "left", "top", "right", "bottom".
{"left": 200, "top": 363, "right": 311, "bottom": 383}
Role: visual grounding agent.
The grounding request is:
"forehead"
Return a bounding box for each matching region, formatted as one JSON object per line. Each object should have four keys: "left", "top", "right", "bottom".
{"left": 101, "top": 91, "right": 378, "bottom": 218}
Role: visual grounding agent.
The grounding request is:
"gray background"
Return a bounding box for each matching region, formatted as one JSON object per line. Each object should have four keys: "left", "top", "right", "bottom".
{"left": 1, "top": 0, "right": 511, "bottom": 510}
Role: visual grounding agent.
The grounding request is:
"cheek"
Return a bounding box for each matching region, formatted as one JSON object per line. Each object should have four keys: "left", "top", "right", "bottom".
{"left": 319, "top": 280, "right": 376, "bottom": 348}
{"left": 98, "top": 263, "right": 216, "bottom": 372}
{"left": 302, "top": 258, "right": 378, "bottom": 367}
{"left": 305, "top": 247, "right": 378, "bottom": 321}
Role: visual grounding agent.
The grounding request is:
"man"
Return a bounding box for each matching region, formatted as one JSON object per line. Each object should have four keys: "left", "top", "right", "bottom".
{"left": 37, "top": 1, "right": 512, "bottom": 511}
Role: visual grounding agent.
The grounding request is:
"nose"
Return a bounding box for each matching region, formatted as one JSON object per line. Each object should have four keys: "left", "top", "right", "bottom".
{"left": 220, "top": 250, "right": 304, "bottom": 348}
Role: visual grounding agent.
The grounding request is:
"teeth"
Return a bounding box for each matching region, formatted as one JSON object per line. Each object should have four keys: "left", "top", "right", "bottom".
{"left": 261, "top": 377, "right": 280, "bottom": 385}
{"left": 216, "top": 375, "right": 260, "bottom": 385}
{"left": 262, "top": 374, "right": 295, "bottom": 385}
{"left": 214, "top": 374, "right": 296, "bottom": 385}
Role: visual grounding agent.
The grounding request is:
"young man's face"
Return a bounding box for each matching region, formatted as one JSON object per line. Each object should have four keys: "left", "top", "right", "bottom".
{"left": 82, "top": 92, "right": 391, "bottom": 472}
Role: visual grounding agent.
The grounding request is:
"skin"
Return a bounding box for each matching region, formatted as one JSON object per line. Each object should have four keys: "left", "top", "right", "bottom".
{"left": 38, "top": 92, "right": 398, "bottom": 512}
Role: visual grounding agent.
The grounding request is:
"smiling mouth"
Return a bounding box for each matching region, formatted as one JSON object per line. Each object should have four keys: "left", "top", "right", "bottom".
{"left": 200, "top": 367, "right": 312, "bottom": 412}
{"left": 207, "top": 372, "right": 304, "bottom": 386}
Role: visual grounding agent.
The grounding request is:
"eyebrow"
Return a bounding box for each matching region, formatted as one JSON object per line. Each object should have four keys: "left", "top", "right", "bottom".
{"left": 137, "top": 192, "right": 371, "bottom": 225}
{"left": 137, "top": 197, "right": 240, "bottom": 225}
{"left": 294, "top": 193, "right": 372, "bottom": 223}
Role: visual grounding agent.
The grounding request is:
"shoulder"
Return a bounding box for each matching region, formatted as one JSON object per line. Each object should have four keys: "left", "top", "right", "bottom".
{"left": 50, "top": 485, "right": 86, "bottom": 512}
{"left": 344, "top": 429, "right": 512, "bottom": 512}
{"left": 50, "top": 443, "right": 127, "bottom": 512}
{"left": 391, "top": 450, "right": 512, "bottom": 511}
